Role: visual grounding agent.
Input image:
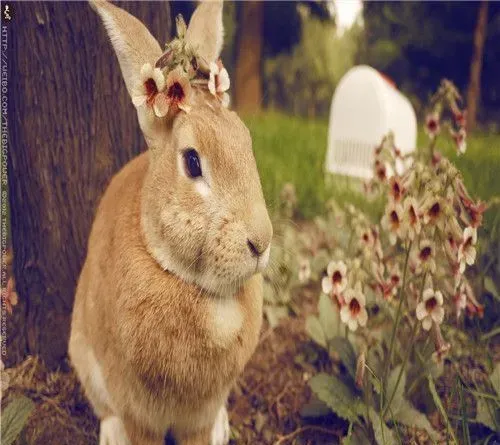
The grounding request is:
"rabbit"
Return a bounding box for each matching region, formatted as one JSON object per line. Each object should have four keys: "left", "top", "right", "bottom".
{"left": 68, "top": 1, "right": 273, "bottom": 444}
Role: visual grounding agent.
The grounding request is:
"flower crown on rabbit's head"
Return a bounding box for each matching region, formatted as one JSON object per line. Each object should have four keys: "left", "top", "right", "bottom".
{"left": 132, "top": 15, "right": 230, "bottom": 119}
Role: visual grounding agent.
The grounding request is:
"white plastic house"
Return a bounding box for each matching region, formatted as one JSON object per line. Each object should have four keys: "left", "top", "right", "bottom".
{"left": 326, "top": 65, "right": 417, "bottom": 179}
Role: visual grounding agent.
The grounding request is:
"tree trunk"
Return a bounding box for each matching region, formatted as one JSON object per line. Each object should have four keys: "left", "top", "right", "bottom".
{"left": 6, "top": 1, "right": 171, "bottom": 369}
{"left": 466, "top": 0, "right": 488, "bottom": 131}
{"left": 234, "top": 1, "right": 263, "bottom": 114}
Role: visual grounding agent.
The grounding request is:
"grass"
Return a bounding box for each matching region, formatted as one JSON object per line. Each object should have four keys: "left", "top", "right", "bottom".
{"left": 246, "top": 112, "right": 500, "bottom": 223}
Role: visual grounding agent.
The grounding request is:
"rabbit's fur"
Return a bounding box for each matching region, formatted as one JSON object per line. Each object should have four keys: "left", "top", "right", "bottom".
{"left": 69, "top": 2, "right": 272, "bottom": 444}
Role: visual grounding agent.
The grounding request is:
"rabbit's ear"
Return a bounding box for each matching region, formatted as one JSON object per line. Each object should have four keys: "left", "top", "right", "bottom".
{"left": 185, "top": 1, "right": 224, "bottom": 68}
{"left": 91, "top": 1, "right": 162, "bottom": 96}
{"left": 91, "top": 1, "right": 168, "bottom": 149}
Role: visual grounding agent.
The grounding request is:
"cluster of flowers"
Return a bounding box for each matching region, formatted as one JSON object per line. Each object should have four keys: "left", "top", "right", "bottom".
{"left": 132, "top": 15, "right": 230, "bottom": 119}
{"left": 302, "top": 80, "right": 486, "bottom": 362}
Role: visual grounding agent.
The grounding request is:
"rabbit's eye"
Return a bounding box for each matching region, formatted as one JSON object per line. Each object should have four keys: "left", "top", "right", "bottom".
{"left": 183, "top": 148, "right": 202, "bottom": 178}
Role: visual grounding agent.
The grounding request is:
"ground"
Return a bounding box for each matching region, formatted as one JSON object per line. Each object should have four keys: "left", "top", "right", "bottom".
{"left": 3, "top": 283, "right": 345, "bottom": 445}
{"left": 4, "top": 279, "right": 499, "bottom": 444}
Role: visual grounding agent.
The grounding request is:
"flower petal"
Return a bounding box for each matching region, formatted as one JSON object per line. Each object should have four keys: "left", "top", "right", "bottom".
{"left": 132, "top": 94, "right": 147, "bottom": 107}
{"left": 348, "top": 318, "right": 358, "bottom": 332}
{"left": 422, "top": 316, "right": 432, "bottom": 331}
{"left": 432, "top": 306, "right": 445, "bottom": 325}
{"left": 340, "top": 305, "right": 350, "bottom": 324}
{"left": 153, "top": 93, "right": 169, "bottom": 118}
{"left": 321, "top": 276, "right": 332, "bottom": 294}
{"left": 217, "top": 68, "right": 230, "bottom": 92}
{"left": 208, "top": 72, "right": 217, "bottom": 96}
{"left": 416, "top": 302, "right": 427, "bottom": 320}
{"left": 422, "top": 288, "right": 434, "bottom": 302}
{"left": 140, "top": 62, "right": 153, "bottom": 79}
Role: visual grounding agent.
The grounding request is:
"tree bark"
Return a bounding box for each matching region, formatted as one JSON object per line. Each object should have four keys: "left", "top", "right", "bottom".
{"left": 6, "top": 1, "right": 171, "bottom": 369}
{"left": 234, "top": 1, "right": 263, "bottom": 114}
{"left": 466, "top": 0, "right": 488, "bottom": 131}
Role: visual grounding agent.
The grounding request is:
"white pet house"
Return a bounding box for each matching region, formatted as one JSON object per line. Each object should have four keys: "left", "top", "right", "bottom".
{"left": 326, "top": 65, "right": 417, "bottom": 179}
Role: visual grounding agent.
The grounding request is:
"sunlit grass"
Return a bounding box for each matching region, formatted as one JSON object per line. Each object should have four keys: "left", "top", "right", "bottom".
{"left": 247, "top": 112, "right": 500, "bottom": 225}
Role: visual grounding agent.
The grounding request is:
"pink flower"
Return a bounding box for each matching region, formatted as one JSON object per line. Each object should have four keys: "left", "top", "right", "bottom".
{"left": 402, "top": 197, "right": 421, "bottom": 241}
{"left": 374, "top": 159, "right": 387, "bottom": 182}
{"left": 132, "top": 63, "right": 166, "bottom": 111}
{"left": 389, "top": 176, "right": 405, "bottom": 203}
{"left": 382, "top": 202, "right": 404, "bottom": 245}
{"left": 431, "top": 323, "right": 451, "bottom": 363}
{"left": 208, "top": 60, "right": 230, "bottom": 107}
{"left": 453, "top": 282, "right": 467, "bottom": 319}
{"left": 153, "top": 66, "right": 193, "bottom": 117}
{"left": 451, "top": 127, "right": 467, "bottom": 155}
{"left": 322, "top": 261, "right": 348, "bottom": 295}
{"left": 425, "top": 112, "right": 440, "bottom": 138}
{"left": 413, "top": 239, "right": 436, "bottom": 275}
{"left": 457, "top": 227, "right": 477, "bottom": 273}
{"left": 416, "top": 288, "right": 445, "bottom": 331}
{"left": 340, "top": 283, "right": 368, "bottom": 332}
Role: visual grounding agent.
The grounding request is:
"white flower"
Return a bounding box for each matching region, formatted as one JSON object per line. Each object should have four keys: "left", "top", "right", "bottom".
{"left": 421, "top": 195, "right": 444, "bottom": 230}
{"left": 298, "top": 258, "right": 311, "bottom": 283}
{"left": 414, "top": 239, "right": 436, "bottom": 275}
{"left": 402, "top": 197, "right": 421, "bottom": 241}
{"left": 322, "top": 260, "right": 348, "bottom": 295}
{"left": 382, "top": 202, "right": 404, "bottom": 245}
{"left": 153, "top": 66, "right": 193, "bottom": 117}
{"left": 457, "top": 227, "right": 477, "bottom": 273}
{"left": 208, "top": 60, "right": 230, "bottom": 107}
{"left": 340, "top": 283, "right": 368, "bottom": 332}
{"left": 132, "top": 63, "right": 166, "bottom": 109}
{"left": 416, "top": 288, "right": 445, "bottom": 331}
{"left": 389, "top": 176, "right": 404, "bottom": 203}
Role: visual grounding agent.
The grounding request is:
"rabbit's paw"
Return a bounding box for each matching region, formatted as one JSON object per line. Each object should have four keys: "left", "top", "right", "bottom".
{"left": 99, "top": 416, "right": 130, "bottom": 445}
{"left": 210, "top": 406, "right": 230, "bottom": 445}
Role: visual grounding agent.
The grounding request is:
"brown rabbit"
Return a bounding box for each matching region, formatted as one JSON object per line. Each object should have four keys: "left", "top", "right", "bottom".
{"left": 68, "top": 1, "right": 273, "bottom": 444}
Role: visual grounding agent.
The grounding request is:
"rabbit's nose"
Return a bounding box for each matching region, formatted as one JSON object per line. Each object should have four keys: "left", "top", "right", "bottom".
{"left": 246, "top": 205, "right": 273, "bottom": 258}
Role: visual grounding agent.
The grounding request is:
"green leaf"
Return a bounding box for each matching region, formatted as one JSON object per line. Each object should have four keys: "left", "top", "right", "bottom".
{"left": 392, "top": 399, "right": 440, "bottom": 440}
{"left": 1, "top": 396, "right": 35, "bottom": 445}
{"left": 329, "top": 336, "right": 357, "bottom": 380}
{"left": 488, "top": 362, "right": 500, "bottom": 396}
{"left": 484, "top": 276, "right": 499, "bottom": 300}
{"left": 306, "top": 315, "right": 327, "bottom": 349}
{"left": 309, "top": 373, "right": 360, "bottom": 422}
{"left": 318, "top": 293, "right": 339, "bottom": 341}
{"left": 427, "top": 375, "right": 459, "bottom": 444}
{"left": 386, "top": 365, "right": 406, "bottom": 415}
{"left": 475, "top": 398, "right": 498, "bottom": 431}
{"left": 369, "top": 407, "right": 396, "bottom": 445}
{"left": 300, "top": 398, "right": 331, "bottom": 418}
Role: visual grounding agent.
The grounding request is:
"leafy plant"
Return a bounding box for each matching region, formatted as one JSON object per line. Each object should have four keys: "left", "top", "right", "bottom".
{"left": 1, "top": 395, "right": 35, "bottom": 445}
{"left": 304, "top": 81, "right": 490, "bottom": 442}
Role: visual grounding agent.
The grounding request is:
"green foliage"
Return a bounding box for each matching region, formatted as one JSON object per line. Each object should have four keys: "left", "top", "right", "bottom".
{"left": 299, "top": 82, "right": 498, "bottom": 443}
{"left": 474, "top": 363, "right": 500, "bottom": 432}
{"left": 309, "top": 373, "right": 362, "bottom": 423}
{"left": 360, "top": 2, "right": 500, "bottom": 121}
{"left": 1, "top": 396, "right": 35, "bottom": 445}
{"left": 265, "top": 9, "right": 361, "bottom": 118}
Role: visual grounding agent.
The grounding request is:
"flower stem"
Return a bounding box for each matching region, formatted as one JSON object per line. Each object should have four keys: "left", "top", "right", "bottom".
{"left": 382, "top": 242, "right": 412, "bottom": 390}
{"left": 383, "top": 320, "right": 420, "bottom": 418}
